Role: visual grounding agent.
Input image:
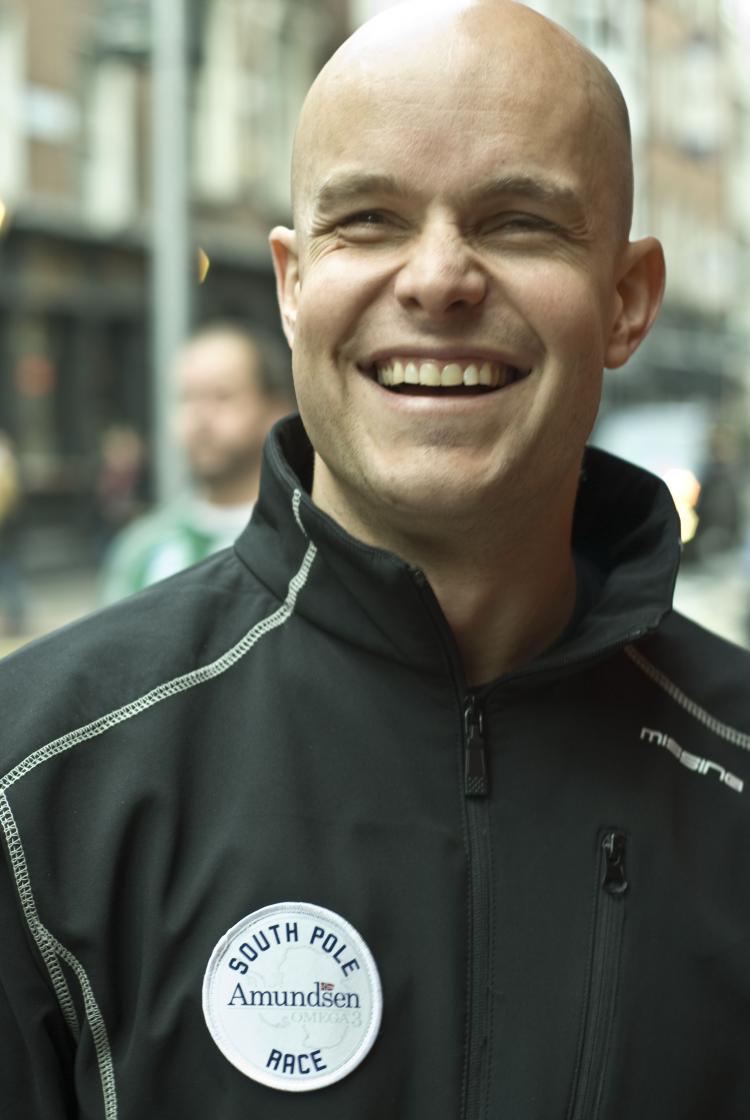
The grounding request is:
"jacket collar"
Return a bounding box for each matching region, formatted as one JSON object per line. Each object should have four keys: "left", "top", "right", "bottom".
{"left": 235, "top": 414, "right": 681, "bottom": 680}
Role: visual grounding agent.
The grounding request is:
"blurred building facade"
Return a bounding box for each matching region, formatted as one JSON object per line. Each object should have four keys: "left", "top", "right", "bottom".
{"left": 530, "top": 0, "right": 750, "bottom": 415}
{"left": 0, "top": 0, "right": 748, "bottom": 568}
{"left": 0, "top": 0, "right": 348, "bottom": 566}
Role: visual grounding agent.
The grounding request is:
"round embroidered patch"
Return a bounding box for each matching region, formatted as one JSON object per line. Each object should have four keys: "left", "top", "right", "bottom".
{"left": 202, "top": 901, "right": 382, "bottom": 1092}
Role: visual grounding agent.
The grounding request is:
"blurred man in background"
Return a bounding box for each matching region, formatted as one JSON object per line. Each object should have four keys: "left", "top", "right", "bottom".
{"left": 102, "top": 321, "right": 292, "bottom": 601}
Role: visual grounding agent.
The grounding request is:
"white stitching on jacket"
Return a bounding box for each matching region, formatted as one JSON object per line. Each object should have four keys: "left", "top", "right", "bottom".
{"left": 0, "top": 509, "right": 317, "bottom": 1120}
{"left": 0, "top": 791, "right": 81, "bottom": 1040}
{"left": 292, "top": 488, "right": 307, "bottom": 537}
{"left": 625, "top": 645, "right": 750, "bottom": 751}
{"left": 46, "top": 928, "right": 119, "bottom": 1119}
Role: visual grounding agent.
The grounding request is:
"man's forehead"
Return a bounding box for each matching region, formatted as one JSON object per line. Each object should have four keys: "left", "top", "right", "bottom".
{"left": 292, "top": 1, "right": 632, "bottom": 236}
{"left": 178, "top": 334, "right": 258, "bottom": 384}
{"left": 298, "top": 74, "right": 593, "bottom": 225}
{"left": 296, "top": 5, "right": 602, "bottom": 187}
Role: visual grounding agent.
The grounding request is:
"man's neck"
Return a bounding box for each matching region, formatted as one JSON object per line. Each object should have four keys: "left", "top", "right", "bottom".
{"left": 425, "top": 543, "right": 577, "bottom": 685}
{"left": 312, "top": 467, "right": 581, "bottom": 685}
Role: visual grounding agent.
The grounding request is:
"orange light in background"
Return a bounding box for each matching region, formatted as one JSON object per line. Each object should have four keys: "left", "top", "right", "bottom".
{"left": 14, "top": 355, "right": 57, "bottom": 398}
{"left": 198, "top": 247, "right": 210, "bottom": 284}
{"left": 0, "top": 198, "right": 8, "bottom": 233}
{"left": 663, "top": 468, "right": 702, "bottom": 543}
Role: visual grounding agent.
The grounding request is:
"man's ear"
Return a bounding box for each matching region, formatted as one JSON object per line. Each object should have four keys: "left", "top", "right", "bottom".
{"left": 605, "top": 237, "right": 666, "bottom": 369}
{"left": 269, "top": 226, "right": 300, "bottom": 348}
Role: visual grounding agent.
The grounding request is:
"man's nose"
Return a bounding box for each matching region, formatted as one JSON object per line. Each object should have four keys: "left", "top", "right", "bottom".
{"left": 394, "top": 222, "right": 488, "bottom": 316}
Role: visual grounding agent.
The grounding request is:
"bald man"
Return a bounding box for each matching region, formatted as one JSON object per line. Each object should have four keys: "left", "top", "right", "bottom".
{"left": 1, "top": 4, "right": 749, "bottom": 1118}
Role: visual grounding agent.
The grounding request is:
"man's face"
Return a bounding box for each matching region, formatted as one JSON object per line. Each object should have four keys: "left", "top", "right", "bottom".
{"left": 273, "top": 22, "right": 645, "bottom": 541}
{"left": 174, "top": 335, "right": 272, "bottom": 488}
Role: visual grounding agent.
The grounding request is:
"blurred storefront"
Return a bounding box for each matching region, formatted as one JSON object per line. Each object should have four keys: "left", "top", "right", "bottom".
{"left": 0, "top": 0, "right": 349, "bottom": 572}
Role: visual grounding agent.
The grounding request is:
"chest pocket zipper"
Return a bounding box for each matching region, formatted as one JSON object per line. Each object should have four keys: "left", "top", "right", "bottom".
{"left": 567, "top": 830, "right": 629, "bottom": 1120}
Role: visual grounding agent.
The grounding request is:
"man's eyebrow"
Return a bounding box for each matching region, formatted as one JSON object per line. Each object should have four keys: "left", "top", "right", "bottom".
{"left": 310, "top": 170, "right": 586, "bottom": 219}
{"left": 463, "top": 174, "right": 585, "bottom": 213}
{"left": 312, "top": 172, "right": 406, "bottom": 214}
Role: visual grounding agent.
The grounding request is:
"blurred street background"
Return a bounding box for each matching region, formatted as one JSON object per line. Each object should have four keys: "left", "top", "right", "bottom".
{"left": 1, "top": 0, "right": 749, "bottom": 656}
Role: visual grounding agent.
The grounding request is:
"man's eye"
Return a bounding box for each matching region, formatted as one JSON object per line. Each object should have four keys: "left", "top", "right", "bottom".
{"left": 338, "top": 210, "right": 387, "bottom": 228}
{"left": 485, "top": 214, "right": 556, "bottom": 233}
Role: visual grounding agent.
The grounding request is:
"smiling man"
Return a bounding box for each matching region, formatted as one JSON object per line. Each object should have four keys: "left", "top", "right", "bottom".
{"left": 2, "top": 3, "right": 750, "bottom": 1119}
{"left": 270, "top": 0, "right": 662, "bottom": 684}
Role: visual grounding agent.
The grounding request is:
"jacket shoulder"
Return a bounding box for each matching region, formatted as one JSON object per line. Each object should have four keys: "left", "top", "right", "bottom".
{"left": 0, "top": 548, "right": 274, "bottom": 778}
{"left": 627, "top": 610, "right": 750, "bottom": 737}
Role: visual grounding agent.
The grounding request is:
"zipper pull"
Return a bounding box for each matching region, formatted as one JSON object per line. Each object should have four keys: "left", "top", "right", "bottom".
{"left": 602, "top": 831, "right": 628, "bottom": 897}
{"left": 464, "top": 695, "right": 489, "bottom": 798}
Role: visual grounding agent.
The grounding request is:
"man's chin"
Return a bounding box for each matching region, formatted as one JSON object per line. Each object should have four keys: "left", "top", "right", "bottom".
{"left": 312, "top": 451, "right": 522, "bottom": 544}
{"left": 187, "top": 463, "right": 234, "bottom": 488}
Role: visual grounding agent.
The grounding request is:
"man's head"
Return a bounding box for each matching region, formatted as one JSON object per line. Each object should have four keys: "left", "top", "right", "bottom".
{"left": 271, "top": 0, "right": 665, "bottom": 546}
{"left": 174, "top": 323, "right": 292, "bottom": 501}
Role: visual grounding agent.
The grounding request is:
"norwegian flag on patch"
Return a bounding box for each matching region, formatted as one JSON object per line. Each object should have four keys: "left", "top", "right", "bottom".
{"left": 320, "top": 982, "right": 335, "bottom": 991}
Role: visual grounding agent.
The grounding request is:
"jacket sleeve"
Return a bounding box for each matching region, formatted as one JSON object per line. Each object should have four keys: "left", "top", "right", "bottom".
{"left": 0, "top": 857, "right": 76, "bottom": 1118}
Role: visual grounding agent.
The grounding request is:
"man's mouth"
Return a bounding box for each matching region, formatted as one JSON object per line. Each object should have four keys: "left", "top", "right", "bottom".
{"left": 363, "top": 357, "right": 532, "bottom": 393}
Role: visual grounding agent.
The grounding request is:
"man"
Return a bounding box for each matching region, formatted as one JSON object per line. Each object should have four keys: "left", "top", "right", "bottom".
{"left": 102, "top": 322, "right": 292, "bottom": 601}
{"left": 1, "top": 3, "right": 749, "bottom": 1117}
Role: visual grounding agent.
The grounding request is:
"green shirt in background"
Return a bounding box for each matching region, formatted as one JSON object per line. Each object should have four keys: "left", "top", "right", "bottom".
{"left": 101, "top": 495, "right": 254, "bottom": 603}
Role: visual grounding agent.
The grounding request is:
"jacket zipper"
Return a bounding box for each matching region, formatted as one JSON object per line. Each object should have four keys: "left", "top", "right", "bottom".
{"left": 464, "top": 694, "right": 489, "bottom": 797}
{"left": 567, "top": 830, "right": 629, "bottom": 1120}
{"left": 408, "top": 572, "right": 494, "bottom": 1119}
{"left": 462, "top": 693, "right": 491, "bottom": 1120}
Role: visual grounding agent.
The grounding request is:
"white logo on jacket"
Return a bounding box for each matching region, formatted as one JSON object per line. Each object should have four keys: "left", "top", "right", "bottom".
{"left": 641, "top": 727, "right": 744, "bottom": 794}
{"left": 202, "top": 901, "right": 382, "bottom": 1092}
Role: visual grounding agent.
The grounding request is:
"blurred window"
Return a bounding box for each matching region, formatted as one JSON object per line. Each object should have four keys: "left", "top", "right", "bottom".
{"left": 192, "top": 0, "right": 242, "bottom": 203}
{"left": 0, "top": 3, "right": 25, "bottom": 202}
{"left": 192, "top": 0, "right": 335, "bottom": 211}
{"left": 81, "top": 58, "right": 138, "bottom": 231}
{"left": 653, "top": 37, "right": 727, "bottom": 159}
{"left": 568, "top": 0, "right": 623, "bottom": 47}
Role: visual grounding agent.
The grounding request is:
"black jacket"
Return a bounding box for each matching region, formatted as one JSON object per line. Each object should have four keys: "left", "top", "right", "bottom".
{"left": 2, "top": 415, "right": 749, "bottom": 1119}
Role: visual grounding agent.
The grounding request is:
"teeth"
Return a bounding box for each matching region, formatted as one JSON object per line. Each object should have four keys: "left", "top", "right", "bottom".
{"left": 373, "top": 358, "right": 527, "bottom": 389}
{"left": 419, "top": 362, "right": 441, "bottom": 386}
{"left": 441, "top": 363, "right": 463, "bottom": 387}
